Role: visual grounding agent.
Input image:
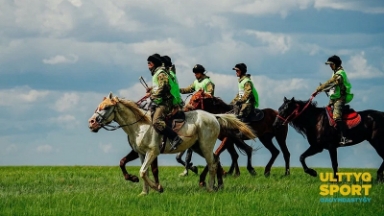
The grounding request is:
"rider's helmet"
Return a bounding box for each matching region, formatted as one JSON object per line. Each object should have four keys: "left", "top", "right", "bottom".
{"left": 161, "top": 55, "right": 172, "bottom": 67}
{"left": 147, "top": 53, "right": 163, "bottom": 68}
{"left": 232, "top": 63, "right": 247, "bottom": 74}
{"left": 193, "top": 64, "right": 206, "bottom": 74}
{"left": 325, "top": 55, "right": 342, "bottom": 68}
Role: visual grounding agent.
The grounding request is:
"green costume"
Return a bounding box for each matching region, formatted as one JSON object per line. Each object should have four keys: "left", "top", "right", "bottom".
{"left": 231, "top": 74, "right": 259, "bottom": 118}
{"left": 180, "top": 75, "right": 215, "bottom": 96}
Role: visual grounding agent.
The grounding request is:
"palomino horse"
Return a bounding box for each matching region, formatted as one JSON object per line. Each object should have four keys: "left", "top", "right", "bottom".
{"left": 88, "top": 93, "right": 256, "bottom": 194}
{"left": 273, "top": 96, "right": 384, "bottom": 182}
{"left": 184, "top": 89, "right": 290, "bottom": 176}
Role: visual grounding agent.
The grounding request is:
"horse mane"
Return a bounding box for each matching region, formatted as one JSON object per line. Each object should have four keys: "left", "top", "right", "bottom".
{"left": 288, "top": 99, "right": 319, "bottom": 138}
{"left": 117, "top": 98, "right": 151, "bottom": 124}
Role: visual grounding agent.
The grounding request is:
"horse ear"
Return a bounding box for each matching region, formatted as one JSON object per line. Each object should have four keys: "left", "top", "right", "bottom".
{"left": 108, "top": 92, "right": 113, "bottom": 99}
{"left": 284, "top": 97, "right": 287, "bottom": 102}
{"left": 291, "top": 97, "right": 295, "bottom": 101}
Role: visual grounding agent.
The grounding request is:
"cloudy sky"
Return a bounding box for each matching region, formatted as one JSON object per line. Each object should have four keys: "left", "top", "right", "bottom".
{"left": 1, "top": 0, "right": 383, "bottom": 171}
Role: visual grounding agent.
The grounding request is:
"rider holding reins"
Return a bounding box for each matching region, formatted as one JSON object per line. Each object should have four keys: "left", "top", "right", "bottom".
{"left": 312, "top": 55, "right": 354, "bottom": 145}
{"left": 179, "top": 64, "right": 215, "bottom": 96}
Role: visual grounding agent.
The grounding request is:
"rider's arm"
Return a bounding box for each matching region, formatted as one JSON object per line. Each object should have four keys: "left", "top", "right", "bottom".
{"left": 180, "top": 83, "right": 195, "bottom": 94}
{"left": 316, "top": 75, "right": 340, "bottom": 92}
{"left": 205, "top": 82, "right": 215, "bottom": 96}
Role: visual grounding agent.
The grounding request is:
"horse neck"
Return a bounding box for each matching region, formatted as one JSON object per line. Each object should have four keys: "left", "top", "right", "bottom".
{"left": 291, "top": 104, "right": 322, "bottom": 130}
{"left": 202, "top": 98, "right": 232, "bottom": 114}
{"left": 114, "top": 103, "right": 150, "bottom": 135}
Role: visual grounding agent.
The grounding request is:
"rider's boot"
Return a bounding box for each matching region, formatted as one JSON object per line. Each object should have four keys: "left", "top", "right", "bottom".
{"left": 336, "top": 120, "right": 352, "bottom": 145}
{"left": 163, "top": 126, "right": 183, "bottom": 150}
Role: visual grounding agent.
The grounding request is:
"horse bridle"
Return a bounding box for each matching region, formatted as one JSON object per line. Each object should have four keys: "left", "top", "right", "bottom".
{"left": 94, "top": 97, "right": 149, "bottom": 131}
{"left": 276, "top": 96, "right": 315, "bottom": 125}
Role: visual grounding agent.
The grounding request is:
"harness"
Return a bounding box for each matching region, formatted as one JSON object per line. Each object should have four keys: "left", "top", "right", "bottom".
{"left": 276, "top": 96, "right": 315, "bottom": 125}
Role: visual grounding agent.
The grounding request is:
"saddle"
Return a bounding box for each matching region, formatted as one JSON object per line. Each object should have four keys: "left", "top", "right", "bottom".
{"left": 242, "top": 108, "right": 264, "bottom": 123}
{"left": 159, "top": 109, "right": 186, "bottom": 153}
{"left": 325, "top": 105, "right": 361, "bottom": 129}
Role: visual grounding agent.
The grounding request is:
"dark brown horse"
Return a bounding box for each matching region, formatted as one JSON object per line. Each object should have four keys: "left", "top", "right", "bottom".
{"left": 183, "top": 89, "right": 290, "bottom": 176}
{"left": 273, "top": 96, "right": 384, "bottom": 181}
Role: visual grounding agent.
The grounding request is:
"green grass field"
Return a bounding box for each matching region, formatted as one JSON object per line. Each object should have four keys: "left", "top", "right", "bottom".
{"left": 0, "top": 166, "right": 383, "bottom": 216}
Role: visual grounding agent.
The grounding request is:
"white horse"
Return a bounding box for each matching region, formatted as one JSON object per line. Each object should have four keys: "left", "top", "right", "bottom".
{"left": 88, "top": 93, "right": 256, "bottom": 195}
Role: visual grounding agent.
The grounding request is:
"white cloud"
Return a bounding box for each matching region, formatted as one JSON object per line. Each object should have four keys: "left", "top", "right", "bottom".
{"left": 37, "top": 144, "right": 53, "bottom": 153}
{"left": 347, "top": 52, "right": 384, "bottom": 79}
{"left": 234, "top": 0, "right": 312, "bottom": 17}
{"left": 43, "top": 54, "right": 79, "bottom": 64}
{"left": 0, "top": 86, "right": 50, "bottom": 106}
{"left": 54, "top": 93, "right": 80, "bottom": 112}
{"left": 246, "top": 30, "right": 292, "bottom": 54}
{"left": 314, "top": 0, "right": 384, "bottom": 14}
{"left": 68, "top": 0, "right": 82, "bottom": 8}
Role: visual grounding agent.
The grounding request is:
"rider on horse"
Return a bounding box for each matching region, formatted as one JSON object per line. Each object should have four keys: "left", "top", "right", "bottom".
{"left": 231, "top": 63, "right": 259, "bottom": 122}
{"left": 145, "top": 53, "right": 184, "bottom": 150}
{"left": 161, "top": 55, "right": 184, "bottom": 108}
{"left": 312, "top": 55, "right": 354, "bottom": 145}
{"left": 180, "top": 64, "right": 215, "bottom": 96}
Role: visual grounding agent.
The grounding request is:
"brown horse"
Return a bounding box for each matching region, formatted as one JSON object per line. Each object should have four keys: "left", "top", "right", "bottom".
{"left": 184, "top": 89, "right": 291, "bottom": 176}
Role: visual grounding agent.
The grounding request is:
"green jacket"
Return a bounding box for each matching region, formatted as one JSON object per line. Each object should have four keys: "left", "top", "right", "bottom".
{"left": 317, "top": 67, "right": 353, "bottom": 103}
{"left": 231, "top": 74, "right": 259, "bottom": 108}
{"left": 180, "top": 75, "right": 215, "bottom": 96}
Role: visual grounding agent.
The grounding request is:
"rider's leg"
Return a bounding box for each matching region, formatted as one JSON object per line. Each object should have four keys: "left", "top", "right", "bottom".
{"left": 152, "top": 105, "right": 183, "bottom": 150}
{"left": 333, "top": 99, "right": 352, "bottom": 145}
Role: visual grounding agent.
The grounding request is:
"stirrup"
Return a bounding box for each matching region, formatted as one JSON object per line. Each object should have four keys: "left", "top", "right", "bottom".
{"left": 170, "top": 136, "right": 183, "bottom": 150}
{"left": 339, "top": 137, "right": 352, "bottom": 145}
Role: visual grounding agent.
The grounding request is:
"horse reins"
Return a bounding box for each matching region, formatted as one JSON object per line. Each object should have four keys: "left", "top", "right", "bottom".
{"left": 276, "top": 95, "right": 315, "bottom": 125}
{"left": 96, "top": 96, "right": 150, "bottom": 131}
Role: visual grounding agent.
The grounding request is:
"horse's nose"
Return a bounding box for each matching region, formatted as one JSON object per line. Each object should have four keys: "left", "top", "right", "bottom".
{"left": 88, "top": 117, "right": 97, "bottom": 127}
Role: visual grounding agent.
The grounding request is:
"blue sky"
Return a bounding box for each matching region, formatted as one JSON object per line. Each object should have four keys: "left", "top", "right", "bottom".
{"left": 1, "top": 0, "right": 383, "bottom": 171}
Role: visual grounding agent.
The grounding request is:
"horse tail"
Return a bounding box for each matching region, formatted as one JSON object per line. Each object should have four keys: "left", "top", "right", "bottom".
{"left": 214, "top": 114, "right": 257, "bottom": 140}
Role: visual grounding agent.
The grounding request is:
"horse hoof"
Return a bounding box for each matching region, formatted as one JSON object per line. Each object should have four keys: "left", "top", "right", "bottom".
{"left": 157, "top": 185, "right": 164, "bottom": 193}
{"left": 126, "top": 174, "right": 139, "bottom": 183}
{"left": 191, "top": 166, "right": 198, "bottom": 174}
{"left": 199, "top": 182, "right": 206, "bottom": 187}
{"left": 179, "top": 172, "right": 188, "bottom": 177}
{"left": 377, "top": 174, "right": 384, "bottom": 183}
{"left": 305, "top": 168, "right": 317, "bottom": 177}
{"left": 285, "top": 170, "right": 291, "bottom": 176}
{"left": 264, "top": 171, "right": 270, "bottom": 177}
{"left": 138, "top": 191, "right": 148, "bottom": 196}
{"left": 249, "top": 169, "right": 257, "bottom": 176}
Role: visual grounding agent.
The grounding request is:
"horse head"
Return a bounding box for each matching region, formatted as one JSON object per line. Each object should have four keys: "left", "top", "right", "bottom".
{"left": 274, "top": 97, "right": 300, "bottom": 126}
{"left": 88, "top": 92, "right": 119, "bottom": 132}
{"left": 184, "top": 89, "right": 213, "bottom": 111}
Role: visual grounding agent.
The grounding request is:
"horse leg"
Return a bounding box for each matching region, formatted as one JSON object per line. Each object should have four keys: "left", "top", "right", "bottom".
{"left": 369, "top": 139, "right": 384, "bottom": 182}
{"left": 185, "top": 148, "right": 198, "bottom": 174}
{"left": 150, "top": 157, "right": 163, "bottom": 192}
{"left": 138, "top": 154, "right": 149, "bottom": 196}
{"left": 119, "top": 149, "right": 140, "bottom": 182}
{"left": 226, "top": 141, "right": 240, "bottom": 177}
{"left": 199, "top": 166, "right": 208, "bottom": 188}
{"left": 139, "top": 151, "right": 162, "bottom": 194}
{"left": 300, "top": 145, "right": 323, "bottom": 177}
{"left": 328, "top": 147, "right": 339, "bottom": 181}
{"left": 275, "top": 126, "right": 291, "bottom": 176}
{"left": 259, "top": 134, "right": 280, "bottom": 177}
{"left": 214, "top": 137, "right": 231, "bottom": 176}
{"left": 233, "top": 137, "right": 256, "bottom": 176}
{"left": 176, "top": 150, "right": 188, "bottom": 176}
